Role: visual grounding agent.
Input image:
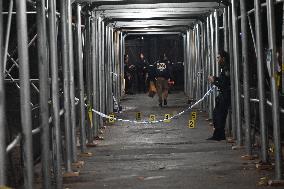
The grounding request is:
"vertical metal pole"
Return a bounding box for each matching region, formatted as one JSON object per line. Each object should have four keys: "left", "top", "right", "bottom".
{"left": 240, "top": 0, "right": 251, "bottom": 155}
{"left": 254, "top": 0, "right": 268, "bottom": 163}
{"left": 101, "top": 21, "right": 106, "bottom": 116}
{"left": 210, "top": 14, "right": 216, "bottom": 111}
{"left": 0, "top": 0, "right": 6, "bottom": 186}
{"left": 232, "top": 0, "right": 242, "bottom": 146}
{"left": 3, "top": 0, "right": 13, "bottom": 72}
{"left": 183, "top": 34, "right": 187, "bottom": 95}
{"left": 16, "top": 0, "right": 34, "bottom": 187}
{"left": 207, "top": 17, "right": 213, "bottom": 119}
{"left": 85, "top": 14, "right": 93, "bottom": 141}
{"left": 99, "top": 17, "right": 104, "bottom": 127}
{"left": 224, "top": 7, "right": 232, "bottom": 136}
{"left": 37, "top": 0, "right": 51, "bottom": 188}
{"left": 228, "top": 4, "right": 237, "bottom": 139}
{"left": 282, "top": 3, "right": 284, "bottom": 94}
{"left": 224, "top": 8, "right": 229, "bottom": 52}
{"left": 60, "top": 0, "right": 72, "bottom": 172}
{"left": 48, "top": 0, "right": 62, "bottom": 187}
{"left": 67, "top": 0, "right": 77, "bottom": 163}
{"left": 266, "top": 0, "right": 282, "bottom": 180}
{"left": 214, "top": 10, "right": 219, "bottom": 76}
{"left": 76, "top": 4, "right": 86, "bottom": 153}
{"left": 201, "top": 23, "right": 206, "bottom": 110}
{"left": 92, "top": 13, "right": 99, "bottom": 138}
{"left": 196, "top": 25, "right": 200, "bottom": 103}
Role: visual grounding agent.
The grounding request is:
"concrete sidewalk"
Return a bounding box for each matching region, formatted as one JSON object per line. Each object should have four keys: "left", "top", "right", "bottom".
{"left": 64, "top": 92, "right": 273, "bottom": 189}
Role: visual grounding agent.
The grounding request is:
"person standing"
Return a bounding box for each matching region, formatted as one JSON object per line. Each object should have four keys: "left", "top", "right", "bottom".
{"left": 135, "top": 53, "right": 148, "bottom": 93}
{"left": 124, "top": 54, "right": 135, "bottom": 94}
{"left": 207, "top": 50, "right": 231, "bottom": 141}
{"left": 154, "top": 54, "right": 171, "bottom": 107}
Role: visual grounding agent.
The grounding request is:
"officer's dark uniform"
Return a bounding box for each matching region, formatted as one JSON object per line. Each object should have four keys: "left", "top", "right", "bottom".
{"left": 154, "top": 60, "right": 171, "bottom": 106}
{"left": 135, "top": 58, "right": 148, "bottom": 93}
{"left": 212, "top": 65, "right": 231, "bottom": 140}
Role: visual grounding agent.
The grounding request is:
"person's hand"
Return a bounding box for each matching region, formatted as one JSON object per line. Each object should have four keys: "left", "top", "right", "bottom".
{"left": 208, "top": 76, "right": 215, "bottom": 83}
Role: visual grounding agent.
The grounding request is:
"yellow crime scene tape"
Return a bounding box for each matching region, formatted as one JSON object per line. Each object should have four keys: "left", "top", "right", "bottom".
{"left": 84, "top": 86, "right": 215, "bottom": 125}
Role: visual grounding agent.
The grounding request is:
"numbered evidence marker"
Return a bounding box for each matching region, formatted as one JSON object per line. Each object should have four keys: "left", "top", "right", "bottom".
{"left": 191, "top": 111, "right": 197, "bottom": 120}
{"left": 164, "top": 114, "right": 171, "bottom": 123}
{"left": 188, "top": 120, "right": 195, "bottom": 128}
{"left": 149, "top": 114, "right": 156, "bottom": 122}
{"left": 136, "top": 112, "right": 142, "bottom": 121}
{"left": 108, "top": 114, "right": 115, "bottom": 123}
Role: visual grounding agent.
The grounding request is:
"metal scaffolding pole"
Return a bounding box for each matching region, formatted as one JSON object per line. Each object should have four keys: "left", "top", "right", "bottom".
{"left": 183, "top": 34, "right": 188, "bottom": 95}
{"left": 48, "top": 0, "right": 62, "bottom": 187}
{"left": 16, "top": 0, "right": 34, "bottom": 188}
{"left": 67, "top": 0, "right": 77, "bottom": 163}
{"left": 254, "top": 0, "right": 268, "bottom": 163}
{"left": 232, "top": 0, "right": 242, "bottom": 146}
{"left": 37, "top": 0, "right": 51, "bottom": 188}
{"left": 224, "top": 8, "right": 229, "bottom": 52}
{"left": 282, "top": 3, "right": 284, "bottom": 94}
{"left": 99, "top": 16, "right": 104, "bottom": 128}
{"left": 214, "top": 10, "right": 219, "bottom": 76}
{"left": 85, "top": 14, "right": 94, "bottom": 141}
{"left": 196, "top": 24, "right": 200, "bottom": 104}
{"left": 223, "top": 7, "right": 232, "bottom": 137}
{"left": 210, "top": 14, "right": 216, "bottom": 110}
{"left": 228, "top": 5, "right": 237, "bottom": 139}
{"left": 240, "top": 0, "right": 252, "bottom": 156}
{"left": 102, "top": 21, "right": 106, "bottom": 117}
{"left": 60, "top": 0, "right": 72, "bottom": 173}
{"left": 3, "top": 0, "right": 13, "bottom": 72}
{"left": 92, "top": 13, "right": 99, "bottom": 138}
{"left": 76, "top": 4, "right": 87, "bottom": 153}
{"left": 266, "top": 0, "right": 283, "bottom": 180}
{"left": 207, "top": 16, "right": 213, "bottom": 119}
{"left": 0, "top": 0, "right": 6, "bottom": 186}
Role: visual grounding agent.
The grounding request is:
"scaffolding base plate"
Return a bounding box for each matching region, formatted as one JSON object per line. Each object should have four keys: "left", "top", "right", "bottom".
{"left": 256, "top": 163, "right": 274, "bottom": 170}
{"left": 63, "top": 171, "right": 80, "bottom": 178}
{"left": 226, "top": 138, "right": 235, "bottom": 143}
{"left": 241, "top": 154, "right": 258, "bottom": 160}
{"left": 72, "top": 161, "right": 85, "bottom": 168}
{"left": 232, "top": 145, "right": 244, "bottom": 150}
{"left": 86, "top": 142, "right": 98, "bottom": 147}
{"left": 268, "top": 180, "right": 284, "bottom": 186}
{"left": 79, "top": 152, "right": 93, "bottom": 157}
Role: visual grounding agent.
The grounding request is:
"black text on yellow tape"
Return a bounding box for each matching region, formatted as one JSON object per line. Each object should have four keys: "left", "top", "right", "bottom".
{"left": 136, "top": 112, "right": 142, "bottom": 121}
{"left": 191, "top": 111, "right": 197, "bottom": 120}
{"left": 188, "top": 120, "right": 195, "bottom": 128}
{"left": 149, "top": 114, "right": 156, "bottom": 122}
{"left": 164, "top": 114, "right": 171, "bottom": 123}
{"left": 108, "top": 114, "right": 115, "bottom": 123}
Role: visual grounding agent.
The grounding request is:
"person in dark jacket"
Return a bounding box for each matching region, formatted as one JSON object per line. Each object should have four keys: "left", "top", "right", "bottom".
{"left": 135, "top": 53, "right": 148, "bottom": 93}
{"left": 124, "top": 54, "right": 135, "bottom": 94}
{"left": 207, "top": 50, "right": 231, "bottom": 141}
{"left": 154, "top": 54, "right": 171, "bottom": 107}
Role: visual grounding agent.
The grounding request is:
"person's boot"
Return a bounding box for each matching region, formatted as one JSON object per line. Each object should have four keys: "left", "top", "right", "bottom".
{"left": 159, "top": 100, "right": 163, "bottom": 107}
{"left": 164, "top": 99, "right": 167, "bottom": 106}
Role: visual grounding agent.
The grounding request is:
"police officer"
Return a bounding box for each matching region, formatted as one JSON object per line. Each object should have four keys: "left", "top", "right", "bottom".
{"left": 154, "top": 54, "right": 171, "bottom": 107}
{"left": 207, "top": 50, "right": 231, "bottom": 141}
{"left": 135, "top": 53, "right": 148, "bottom": 93}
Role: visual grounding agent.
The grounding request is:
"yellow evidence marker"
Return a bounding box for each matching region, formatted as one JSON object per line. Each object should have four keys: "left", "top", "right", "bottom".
{"left": 149, "top": 114, "right": 156, "bottom": 122}
{"left": 188, "top": 120, "right": 195, "bottom": 128}
{"left": 191, "top": 111, "right": 197, "bottom": 120}
{"left": 108, "top": 114, "right": 115, "bottom": 123}
{"left": 136, "top": 112, "right": 142, "bottom": 121}
{"left": 164, "top": 114, "right": 171, "bottom": 123}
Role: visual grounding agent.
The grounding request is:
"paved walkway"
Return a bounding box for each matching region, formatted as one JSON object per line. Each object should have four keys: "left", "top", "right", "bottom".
{"left": 64, "top": 92, "right": 273, "bottom": 189}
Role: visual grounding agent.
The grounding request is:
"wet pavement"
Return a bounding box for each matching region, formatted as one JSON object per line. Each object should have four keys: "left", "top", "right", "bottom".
{"left": 64, "top": 91, "right": 273, "bottom": 189}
